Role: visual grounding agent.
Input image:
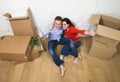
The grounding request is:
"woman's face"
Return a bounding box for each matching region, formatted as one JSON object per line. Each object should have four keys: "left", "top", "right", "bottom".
{"left": 62, "top": 21, "right": 69, "bottom": 30}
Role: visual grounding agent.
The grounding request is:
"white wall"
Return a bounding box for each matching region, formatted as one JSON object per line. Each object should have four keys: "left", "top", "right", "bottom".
{"left": 0, "top": 0, "right": 29, "bottom": 36}
{"left": 0, "top": 0, "right": 120, "bottom": 36}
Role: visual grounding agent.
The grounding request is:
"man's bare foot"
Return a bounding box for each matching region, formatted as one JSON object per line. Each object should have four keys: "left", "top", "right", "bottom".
{"left": 60, "top": 68, "right": 66, "bottom": 77}
{"left": 60, "top": 65, "right": 66, "bottom": 77}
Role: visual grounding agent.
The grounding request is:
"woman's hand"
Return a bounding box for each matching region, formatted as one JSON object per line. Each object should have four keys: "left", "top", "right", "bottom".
{"left": 85, "top": 29, "right": 95, "bottom": 36}
{"left": 89, "top": 29, "right": 95, "bottom": 36}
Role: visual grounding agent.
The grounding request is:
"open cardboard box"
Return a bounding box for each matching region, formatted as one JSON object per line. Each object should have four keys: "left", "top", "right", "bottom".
{"left": 88, "top": 14, "right": 120, "bottom": 59}
{"left": 89, "top": 14, "right": 120, "bottom": 40}
{"left": 0, "top": 8, "right": 42, "bottom": 63}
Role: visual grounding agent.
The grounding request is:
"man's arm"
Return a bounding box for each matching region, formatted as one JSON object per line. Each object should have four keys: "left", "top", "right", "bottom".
{"left": 39, "top": 27, "right": 50, "bottom": 37}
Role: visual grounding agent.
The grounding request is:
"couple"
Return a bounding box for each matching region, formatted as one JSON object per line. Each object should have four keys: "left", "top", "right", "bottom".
{"left": 39, "top": 16, "right": 94, "bottom": 77}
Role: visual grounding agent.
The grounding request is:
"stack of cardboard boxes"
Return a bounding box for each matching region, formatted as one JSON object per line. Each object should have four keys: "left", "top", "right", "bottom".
{"left": 0, "top": 8, "right": 42, "bottom": 64}
{"left": 88, "top": 14, "right": 120, "bottom": 59}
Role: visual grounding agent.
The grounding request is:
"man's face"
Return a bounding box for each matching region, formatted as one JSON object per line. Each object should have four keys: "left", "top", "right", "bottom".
{"left": 54, "top": 20, "right": 62, "bottom": 28}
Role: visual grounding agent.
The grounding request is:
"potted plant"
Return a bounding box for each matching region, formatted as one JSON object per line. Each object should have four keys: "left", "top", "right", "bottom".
{"left": 30, "top": 37, "right": 40, "bottom": 48}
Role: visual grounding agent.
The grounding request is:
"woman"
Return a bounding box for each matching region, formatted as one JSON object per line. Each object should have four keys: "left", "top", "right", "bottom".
{"left": 60, "top": 18, "right": 94, "bottom": 64}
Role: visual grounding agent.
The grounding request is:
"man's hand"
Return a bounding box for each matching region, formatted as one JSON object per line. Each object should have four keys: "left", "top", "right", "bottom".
{"left": 39, "top": 29, "right": 43, "bottom": 37}
{"left": 48, "top": 23, "right": 54, "bottom": 31}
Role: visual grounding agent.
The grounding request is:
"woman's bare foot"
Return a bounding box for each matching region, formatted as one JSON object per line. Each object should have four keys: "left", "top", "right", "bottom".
{"left": 74, "top": 54, "right": 82, "bottom": 64}
{"left": 74, "top": 58, "right": 78, "bottom": 64}
{"left": 78, "top": 54, "right": 82, "bottom": 60}
{"left": 60, "top": 65, "right": 66, "bottom": 77}
{"left": 60, "top": 54, "right": 64, "bottom": 61}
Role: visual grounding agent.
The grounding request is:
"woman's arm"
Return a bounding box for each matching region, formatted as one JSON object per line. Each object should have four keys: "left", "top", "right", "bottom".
{"left": 71, "top": 27, "right": 86, "bottom": 34}
{"left": 71, "top": 26, "right": 95, "bottom": 36}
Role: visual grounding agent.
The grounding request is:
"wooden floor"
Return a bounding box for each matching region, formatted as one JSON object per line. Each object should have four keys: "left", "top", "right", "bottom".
{"left": 0, "top": 41, "right": 120, "bottom": 82}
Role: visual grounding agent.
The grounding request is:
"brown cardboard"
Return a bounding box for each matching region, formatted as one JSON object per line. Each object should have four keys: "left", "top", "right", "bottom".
{"left": 89, "top": 14, "right": 120, "bottom": 30}
{"left": 82, "top": 37, "right": 93, "bottom": 53}
{"left": 40, "top": 37, "right": 48, "bottom": 51}
{"left": 93, "top": 35, "right": 119, "bottom": 47}
{"left": 6, "top": 8, "right": 36, "bottom": 36}
{"left": 88, "top": 14, "right": 120, "bottom": 59}
{"left": 89, "top": 14, "right": 120, "bottom": 41}
{"left": 0, "top": 8, "right": 40, "bottom": 63}
{"left": 88, "top": 40, "right": 117, "bottom": 59}
{"left": 0, "top": 35, "right": 31, "bottom": 61}
{"left": 89, "top": 14, "right": 101, "bottom": 24}
{"left": 100, "top": 15, "right": 120, "bottom": 30}
{"left": 28, "top": 46, "right": 43, "bottom": 60}
{"left": 117, "top": 42, "right": 120, "bottom": 54}
{"left": 96, "top": 25, "right": 120, "bottom": 41}
{"left": 3, "top": 13, "right": 11, "bottom": 18}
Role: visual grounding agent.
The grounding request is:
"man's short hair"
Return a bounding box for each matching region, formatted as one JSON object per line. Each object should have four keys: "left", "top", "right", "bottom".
{"left": 55, "top": 16, "right": 62, "bottom": 21}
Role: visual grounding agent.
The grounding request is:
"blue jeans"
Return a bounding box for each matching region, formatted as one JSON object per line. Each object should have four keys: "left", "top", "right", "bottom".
{"left": 70, "top": 40, "right": 81, "bottom": 58}
{"left": 48, "top": 37, "right": 70, "bottom": 66}
{"left": 63, "top": 40, "right": 81, "bottom": 58}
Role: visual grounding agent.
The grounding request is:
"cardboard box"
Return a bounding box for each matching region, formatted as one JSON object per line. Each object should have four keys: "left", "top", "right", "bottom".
{"left": 88, "top": 40, "right": 117, "bottom": 59}
{"left": 88, "top": 14, "right": 120, "bottom": 59}
{"left": 93, "top": 35, "right": 119, "bottom": 47}
{"left": 0, "top": 36, "right": 31, "bottom": 61}
{"left": 89, "top": 14, "right": 120, "bottom": 41}
{"left": 40, "top": 37, "right": 48, "bottom": 51}
{"left": 5, "top": 8, "right": 36, "bottom": 36}
{"left": 0, "top": 8, "right": 40, "bottom": 62}
{"left": 82, "top": 37, "right": 93, "bottom": 53}
{"left": 28, "top": 45, "right": 43, "bottom": 60}
{"left": 117, "top": 42, "right": 120, "bottom": 54}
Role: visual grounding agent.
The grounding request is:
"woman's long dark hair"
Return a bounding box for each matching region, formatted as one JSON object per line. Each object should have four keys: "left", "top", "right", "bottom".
{"left": 62, "top": 18, "right": 75, "bottom": 27}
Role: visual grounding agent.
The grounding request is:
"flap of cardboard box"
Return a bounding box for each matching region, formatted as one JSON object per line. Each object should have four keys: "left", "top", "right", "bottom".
{"left": 89, "top": 14, "right": 101, "bottom": 24}
{"left": 96, "top": 25, "right": 120, "bottom": 41}
{"left": 9, "top": 16, "right": 28, "bottom": 20}
{"left": 101, "top": 15, "right": 120, "bottom": 25}
{"left": 3, "top": 13, "right": 11, "bottom": 18}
